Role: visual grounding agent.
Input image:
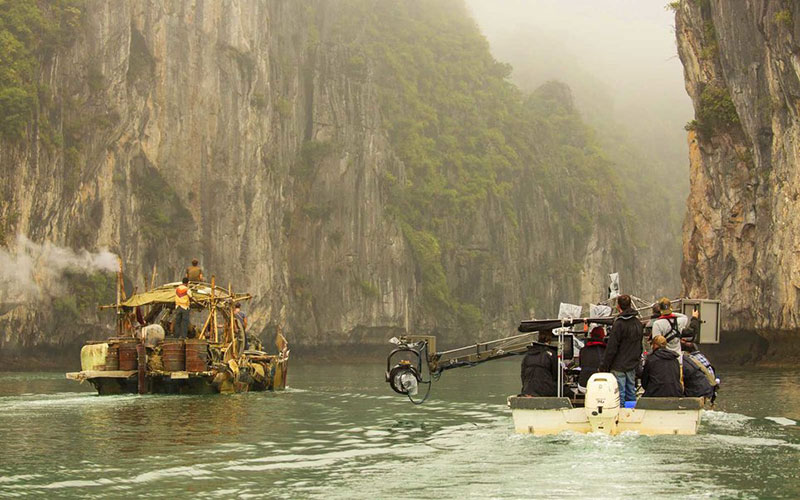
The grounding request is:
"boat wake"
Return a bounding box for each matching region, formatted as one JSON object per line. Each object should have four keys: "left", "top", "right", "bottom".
{"left": 701, "top": 409, "right": 755, "bottom": 430}
{"left": 765, "top": 416, "right": 797, "bottom": 426}
{"left": 0, "top": 392, "right": 137, "bottom": 414}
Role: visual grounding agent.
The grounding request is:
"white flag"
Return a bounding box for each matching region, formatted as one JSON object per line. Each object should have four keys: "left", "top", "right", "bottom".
{"left": 558, "top": 302, "right": 582, "bottom": 320}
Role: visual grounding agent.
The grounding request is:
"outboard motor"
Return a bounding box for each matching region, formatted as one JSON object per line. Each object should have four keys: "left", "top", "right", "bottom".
{"left": 584, "top": 372, "right": 620, "bottom": 434}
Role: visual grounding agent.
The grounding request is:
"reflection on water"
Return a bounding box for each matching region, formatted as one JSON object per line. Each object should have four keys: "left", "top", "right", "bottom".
{"left": 0, "top": 363, "right": 798, "bottom": 498}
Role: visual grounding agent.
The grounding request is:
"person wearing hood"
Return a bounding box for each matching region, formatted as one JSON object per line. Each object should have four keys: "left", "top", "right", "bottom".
{"left": 578, "top": 326, "right": 606, "bottom": 389}
{"left": 641, "top": 335, "right": 683, "bottom": 397}
{"left": 520, "top": 330, "right": 559, "bottom": 397}
{"left": 599, "top": 294, "right": 643, "bottom": 403}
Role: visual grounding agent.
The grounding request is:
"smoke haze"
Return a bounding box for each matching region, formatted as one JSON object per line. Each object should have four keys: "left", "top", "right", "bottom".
{"left": 0, "top": 234, "right": 117, "bottom": 305}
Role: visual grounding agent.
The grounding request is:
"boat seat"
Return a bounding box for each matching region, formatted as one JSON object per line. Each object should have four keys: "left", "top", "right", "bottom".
{"left": 508, "top": 396, "right": 574, "bottom": 410}
{"left": 634, "top": 397, "right": 703, "bottom": 410}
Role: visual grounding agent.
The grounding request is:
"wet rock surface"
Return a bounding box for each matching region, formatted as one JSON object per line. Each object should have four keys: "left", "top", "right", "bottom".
{"left": 2, "top": 1, "right": 671, "bottom": 364}
{"left": 676, "top": 0, "right": 800, "bottom": 360}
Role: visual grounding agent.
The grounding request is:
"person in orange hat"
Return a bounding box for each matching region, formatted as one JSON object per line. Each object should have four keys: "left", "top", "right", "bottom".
{"left": 173, "top": 277, "right": 192, "bottom": 338}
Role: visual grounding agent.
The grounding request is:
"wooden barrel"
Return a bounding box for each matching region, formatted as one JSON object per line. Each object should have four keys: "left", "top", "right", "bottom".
{"left": 118, "top": 341, "right": 138, "bottom": 371}
{"left": 162, "top": 340, "right": 185, "bottom": 371}
{"left": 184, "top": 339, "right": 208, "bottom": 372}
{"left": 105, "top": 344, "right": 119, "bottom": 371}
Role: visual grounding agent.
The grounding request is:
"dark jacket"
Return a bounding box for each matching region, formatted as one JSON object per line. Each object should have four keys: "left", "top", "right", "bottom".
{"left": 682, "top": 316, "right": 701, "bottom": 343}
{"left": 641, "top": 348, "right": 683, "bottom": 397}
{"left": 578, "top": 341, "right": 606, "bottom": 387}
{"left": 682, "top": 354, "right": 714, "bottom": 398}
{"left": 599, "top": 308, "right": 643, "bottom": 372}
{"left": 520, "top": 344, "right": 559, "bottom": 397}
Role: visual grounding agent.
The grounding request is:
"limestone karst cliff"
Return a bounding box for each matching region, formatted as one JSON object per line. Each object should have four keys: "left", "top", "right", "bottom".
{"left": 675, "top": 0, "right": 800, "bottom": 361}
{"left": 1, "top": 0, "right": 668, "bottom": 366}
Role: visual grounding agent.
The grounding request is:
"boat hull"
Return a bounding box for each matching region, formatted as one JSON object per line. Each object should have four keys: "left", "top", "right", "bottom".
{"left": 508, "top": 396, "right": 703, "bottom": 436}
{"left": 68, "top": 335, "right": 290, "bottom": 396}
{"left": 67, "top": 356, "right": 290, "bottom": 395}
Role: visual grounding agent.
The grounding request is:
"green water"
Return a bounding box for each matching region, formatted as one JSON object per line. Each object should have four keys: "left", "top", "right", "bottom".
{"left": 0, "top": 362, "right": 798, "bottom": 499}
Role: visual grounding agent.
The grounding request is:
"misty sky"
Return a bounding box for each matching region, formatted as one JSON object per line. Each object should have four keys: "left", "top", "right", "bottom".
{"left": 465, "top": 0, "right": 693, "bottom": 169}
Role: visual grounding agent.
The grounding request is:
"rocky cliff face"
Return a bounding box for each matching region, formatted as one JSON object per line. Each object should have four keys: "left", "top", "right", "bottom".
{"left": 1, "top": 0, "right": 646, "bottom": 366}
{"left": 676, "top": 0, "right": 800, "bottom": 361}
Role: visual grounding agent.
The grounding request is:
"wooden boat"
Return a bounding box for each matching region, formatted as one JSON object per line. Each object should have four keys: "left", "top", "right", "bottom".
{"left": 66, "top": 265, "right": 289, "bottom": 395}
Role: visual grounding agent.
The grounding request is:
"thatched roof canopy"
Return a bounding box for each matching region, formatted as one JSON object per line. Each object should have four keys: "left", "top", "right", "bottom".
{"left": 107, "top": 282, "right": 251, "bottom": 310}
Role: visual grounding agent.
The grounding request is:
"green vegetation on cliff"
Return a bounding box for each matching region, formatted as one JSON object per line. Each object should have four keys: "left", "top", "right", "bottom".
{"left": 52, "top": 270, "right": 115, "bottom": 322}
{"left": 0, "top": 0, "right": 83, "bottom": 141}
{"left": 330, "top": 0, "right": 623, "bottom": 329}
{"left": 686, "top": 84, "right": 741, "bottom": 139}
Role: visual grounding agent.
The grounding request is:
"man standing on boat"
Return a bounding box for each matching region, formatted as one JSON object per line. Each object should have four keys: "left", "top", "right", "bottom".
{"left": 185, "top": 259, "right": 204, "bottom": 282}
{"left": 174, "top": 277, "right": 192, "bottom": 338}
{"left": 651, "top": 297, "right": 699, "bottom": 356}
{"left": 599, "top": 294, "right": 643, "bottom": 403}
{"left": 234, "top": 302, "right": 248, "bottom": 350}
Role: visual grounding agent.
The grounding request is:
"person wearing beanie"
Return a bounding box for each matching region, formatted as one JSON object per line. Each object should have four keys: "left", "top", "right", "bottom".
{"left": 578, "top": 326, "right": 607, "bottom": 389}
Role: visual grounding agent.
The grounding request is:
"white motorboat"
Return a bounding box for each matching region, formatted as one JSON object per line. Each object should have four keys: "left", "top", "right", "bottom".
{"left": 508, "top": 373, "right": 703, "bottom": 435}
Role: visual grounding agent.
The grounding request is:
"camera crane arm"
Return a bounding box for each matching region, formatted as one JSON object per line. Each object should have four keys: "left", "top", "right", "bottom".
{"left": 386, "top": 316, "right": 615, "bottom": 403}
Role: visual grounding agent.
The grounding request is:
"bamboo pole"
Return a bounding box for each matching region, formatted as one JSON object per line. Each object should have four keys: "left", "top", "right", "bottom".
{"left": 211, "top": 275, "right": 217, "bottom": 343}
{"left": 116, "top": 258, "right": 123, "bottom": 336}
{"left": 118, "top": 261, "right": 127, "bottom": 301}
{"left": 199, "top": 308, "right": 213, "bottom": 340}
{"left": 228, "top": 282, "right": 233, "bottom": 345}
{"left": 229, "top": 283, "right": 236, "bottom": 358}
{"left": 150, "top": 264, "right": 157, "bottom": 290}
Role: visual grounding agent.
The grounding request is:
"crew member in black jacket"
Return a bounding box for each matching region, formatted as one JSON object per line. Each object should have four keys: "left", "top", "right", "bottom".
{"left": 520, "top": 330, "right": 559, "bottom": 397}
{"left": 599, "top": 294, "right": 643, "bottom": 403}
{"left": 682, "top": 351, "right": 714, "bottom": 398}
{"left": 641, "top": 335, "right": 683, "bottom": 397}
{"left": 578, "top": 326, "right": 606, "bottom": 388}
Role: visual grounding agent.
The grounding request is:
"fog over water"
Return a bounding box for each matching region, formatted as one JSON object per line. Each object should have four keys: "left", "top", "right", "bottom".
{"left": 466, "top": 0, "right": 692, "bottom": 173}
